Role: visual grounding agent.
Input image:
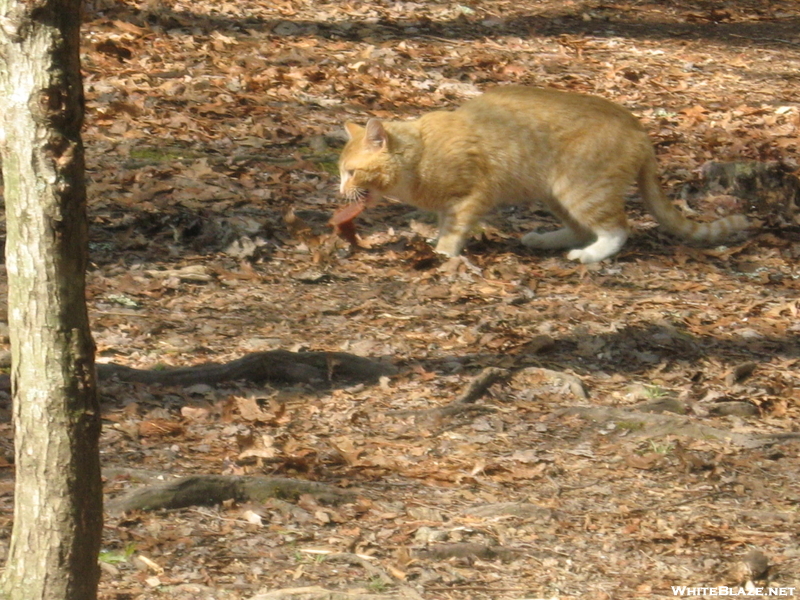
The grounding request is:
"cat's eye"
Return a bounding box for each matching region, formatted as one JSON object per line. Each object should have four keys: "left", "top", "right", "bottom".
{"left": 346, "top": 169, "right": 355, "bottom": 177}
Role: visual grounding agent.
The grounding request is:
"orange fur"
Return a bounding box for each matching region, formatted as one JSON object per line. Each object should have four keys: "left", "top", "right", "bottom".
{"left": 338, "top": 86, "right": 750, "bottom": 263}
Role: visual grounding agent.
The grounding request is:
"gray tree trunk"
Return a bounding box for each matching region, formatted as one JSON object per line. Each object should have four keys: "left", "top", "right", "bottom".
{"left": 0, "top": 1, "right": 102, "bottom": 599}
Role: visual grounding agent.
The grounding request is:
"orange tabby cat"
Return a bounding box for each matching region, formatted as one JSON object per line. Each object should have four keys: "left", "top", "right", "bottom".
{"left": 338, "top": 86, "right": 749, "bottom": 263}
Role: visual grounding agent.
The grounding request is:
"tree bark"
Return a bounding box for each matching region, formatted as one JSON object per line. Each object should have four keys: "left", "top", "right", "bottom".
{"left": 0, "top": 1, "right": 102, "bottom": 599}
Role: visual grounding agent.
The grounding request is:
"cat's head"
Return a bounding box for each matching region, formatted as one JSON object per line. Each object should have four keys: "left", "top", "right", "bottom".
{"left": 338, "top": 118, "right": 399, "bottom": 205}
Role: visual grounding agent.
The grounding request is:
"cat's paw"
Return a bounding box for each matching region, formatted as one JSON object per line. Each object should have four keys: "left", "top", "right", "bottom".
{"left": 566, "top": 248, "right": 595, "bottom": 263}
{"left": 440, "top": 255, "right": 482, "bottom": 275}
{"left": 434, "top": 239, "right": 465, "bottom": 257}
{"left": 566, "top": 229, "right": 627, "bottom": 263}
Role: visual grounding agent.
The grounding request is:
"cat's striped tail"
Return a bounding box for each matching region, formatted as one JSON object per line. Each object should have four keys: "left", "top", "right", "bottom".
{"left": 637, "top": 150, "right": 750, "bottom": 243}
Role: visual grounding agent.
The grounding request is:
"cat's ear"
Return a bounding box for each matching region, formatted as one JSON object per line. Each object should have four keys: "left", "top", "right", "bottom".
{"left": 365, "top": 118, "right": 388, "bottom": 150}
{"left": 344, "top": 122, "right": 363, "bottom": 140}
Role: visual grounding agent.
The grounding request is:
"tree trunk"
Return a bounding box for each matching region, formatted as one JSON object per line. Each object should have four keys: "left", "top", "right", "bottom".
{"left": 0, "top": 1, "right": 102, "bottom": 599}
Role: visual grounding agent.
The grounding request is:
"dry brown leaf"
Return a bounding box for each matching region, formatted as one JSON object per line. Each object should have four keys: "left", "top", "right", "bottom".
{"left": 138, "top": 419, "right": 184, "bottom": 437}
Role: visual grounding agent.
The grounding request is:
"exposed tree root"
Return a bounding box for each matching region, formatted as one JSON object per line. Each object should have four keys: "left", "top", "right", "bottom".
{"left": 462, "top": 502, "right": 554, "bottom": 520}
{"left": 97, "top": 350, "right": 397, "bottom": 387}
{"left": 250, "top": 587, "right": 410, "bottom": 600}
{"left": 106, "top": 474, "right": 356, "bottom": 514}
{"left": 394, "top": 365, "right": 590, "bottom": 427}
{"left": 124, "top": 151, "right": 339, "bottom": 170}
{"left": 255, "top": 553, "right": 425, "bottom": 600}
{"left": 414, "top": 542, "right": 518, "bottom": 562}
{"left": 559, "top": 405, "right": 800, "bottom": 448}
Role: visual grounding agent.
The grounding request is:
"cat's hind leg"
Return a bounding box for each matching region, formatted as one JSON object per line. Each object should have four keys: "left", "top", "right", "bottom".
{"left": 566, "top": 228, "right": 628, "bottom": 263}
{"left": 553, "top": 178, "right": 631, "bottom": 263}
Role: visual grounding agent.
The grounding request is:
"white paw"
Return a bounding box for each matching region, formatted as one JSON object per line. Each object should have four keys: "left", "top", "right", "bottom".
{"left": 566, "top": 248, "right": 600, "bottom": 263}
{"left": 434, "top": 238, "right": 464, "bottom": 257}
{"left": 434, "top": 246, "right": 459, "bottom": 258}
{"left": 566, "top": 229, "right": 627, "bottom": 263}
{"left": 566, "top": 248, "right": 584, "bottom": 262}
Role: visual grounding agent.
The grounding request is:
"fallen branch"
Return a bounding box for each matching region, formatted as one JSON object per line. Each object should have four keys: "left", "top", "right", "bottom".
{"left": 97, "top": 350, "right": 396, "bottom": 387}
{"left": 390, "top": 367, "right": 509, "bottom": 423}
{"left": 453, "top": 367, "right": 510, "bottom": 404}
{"left": 106, "top": 474, "right": 356, "bottom": 514}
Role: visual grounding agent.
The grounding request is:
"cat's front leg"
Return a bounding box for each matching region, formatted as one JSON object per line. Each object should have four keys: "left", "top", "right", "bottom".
{"left": 434, "top": 203, "right": 480, "bottom": 257}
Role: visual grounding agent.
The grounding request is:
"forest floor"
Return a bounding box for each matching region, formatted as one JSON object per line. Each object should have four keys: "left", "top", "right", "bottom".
{"left": 1, "top": 0, "right": 800, "bottom": 598}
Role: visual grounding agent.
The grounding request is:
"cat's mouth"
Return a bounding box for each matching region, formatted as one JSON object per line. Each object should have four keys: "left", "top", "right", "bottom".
{"left": 363, "top": 189, "right": 382, "bottom": 207}
{"left": 346, "top": 188, "right": 382, "bottom": 207}
{"left": 343, "top": 186, "right": 379, "bottom": 205}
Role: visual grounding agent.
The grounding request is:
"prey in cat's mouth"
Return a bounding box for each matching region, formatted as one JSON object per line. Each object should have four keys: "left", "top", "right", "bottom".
{"left": 330, "top": 171, "right": 381, "bottom": 246}
{"left": 340, "top": 182, "right": 381, "bottom": 208}
{"left": 330, "top": 166, "right": 382, "bottom": 247}
{"left": 336, "top": 86, "right": 751, "bottom": 263}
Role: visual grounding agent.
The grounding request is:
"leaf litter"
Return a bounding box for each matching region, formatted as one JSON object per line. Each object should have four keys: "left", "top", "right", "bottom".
{"left": 0, "top": 0, "right": 799, "bottom": 598}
